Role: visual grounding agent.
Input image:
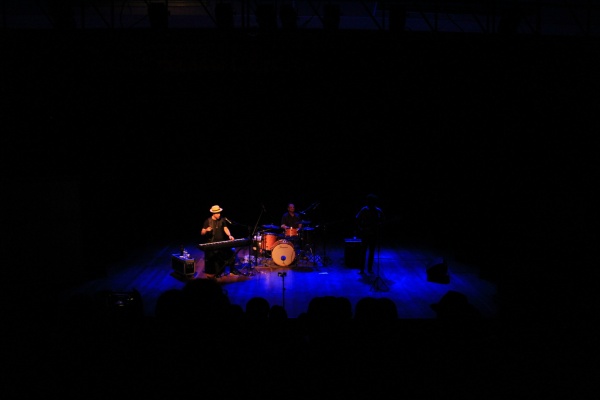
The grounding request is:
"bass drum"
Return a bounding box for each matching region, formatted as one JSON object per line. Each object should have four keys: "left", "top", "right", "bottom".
{"left": 271, "top": 240, "right": 296, "bottom": 267}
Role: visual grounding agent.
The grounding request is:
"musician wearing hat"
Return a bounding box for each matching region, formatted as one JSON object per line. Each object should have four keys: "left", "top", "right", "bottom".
{"left": 201, "top": 205, "right": 241, "bottom": 278}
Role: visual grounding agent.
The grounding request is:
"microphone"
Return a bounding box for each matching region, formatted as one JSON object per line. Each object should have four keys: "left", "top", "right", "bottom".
{"left": 298, "top": 211, "right": 306, "bottom": 215}
{"left": 262, "top": 204, "right": 267, "bottom": 212}
{"left": 225, "top": 218, "right": 232, "bottom": 224}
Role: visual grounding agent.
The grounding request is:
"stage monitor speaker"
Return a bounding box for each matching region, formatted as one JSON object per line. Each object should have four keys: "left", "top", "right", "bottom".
{"left": 345, "top": 238, "right": 362, "bottom": 269}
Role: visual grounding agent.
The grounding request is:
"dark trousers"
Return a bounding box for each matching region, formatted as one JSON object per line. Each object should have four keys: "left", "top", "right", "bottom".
{"left": 361, "top": 235, "right": 377, "bottom": 271}
{"left": 205, "top": 249, "right": 235, "bottom": 275}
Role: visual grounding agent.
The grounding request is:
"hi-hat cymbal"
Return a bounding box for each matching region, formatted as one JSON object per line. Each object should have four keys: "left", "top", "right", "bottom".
{"left": 262, "top": 224, "right": 280, "bottom": 230}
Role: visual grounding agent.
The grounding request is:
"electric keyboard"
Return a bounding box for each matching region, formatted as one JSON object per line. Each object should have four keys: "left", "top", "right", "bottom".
{"left": 197, "top": 238, "right": 251, "bottom": 251}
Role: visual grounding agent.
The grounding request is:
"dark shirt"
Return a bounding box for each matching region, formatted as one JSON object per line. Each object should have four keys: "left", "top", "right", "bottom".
{"left": 356, "top": 205, "right": 383, "bottom": 237}
{"left": 202, "top": 217, "right": 228, "bottom": 242}
{"left": 281, "top": 212, "right": 301, "bottom": 229}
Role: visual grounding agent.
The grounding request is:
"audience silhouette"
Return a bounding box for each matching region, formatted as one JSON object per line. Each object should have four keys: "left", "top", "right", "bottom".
{"left": 245, "top": 296, "right": 271, "bottom": 322}
{"left": 47, "top": 284, "right": 517, "bottom": 398}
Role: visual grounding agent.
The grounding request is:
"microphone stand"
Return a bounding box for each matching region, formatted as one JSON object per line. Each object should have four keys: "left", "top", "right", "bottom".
{"left": 278, "top": 271, "right": 287, "bottom": 311}
{"left": 248, "top": 206, "right": 266, "bottom": 268}
{"left": 370, "top": 224, "right": 388, "bottom": 292}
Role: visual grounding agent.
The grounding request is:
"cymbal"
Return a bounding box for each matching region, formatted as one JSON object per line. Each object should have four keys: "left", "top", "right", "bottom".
{"left": 301, "top": 220, "right": 312, "bottom": 225}
{"left": 262, "top": 224, "right": 280, "bottom": 230}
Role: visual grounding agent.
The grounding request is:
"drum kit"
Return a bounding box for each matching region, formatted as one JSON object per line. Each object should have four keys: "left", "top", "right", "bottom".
{"left": 252, "top": 221, "right": 316, "bottom": 267}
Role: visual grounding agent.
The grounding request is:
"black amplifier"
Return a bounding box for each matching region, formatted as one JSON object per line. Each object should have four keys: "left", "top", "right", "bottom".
{"left": 344, "top": 238, "right": 362, "bottom": 269}
{"left": 171, "top": 254, "right": 195, "bottom": 276}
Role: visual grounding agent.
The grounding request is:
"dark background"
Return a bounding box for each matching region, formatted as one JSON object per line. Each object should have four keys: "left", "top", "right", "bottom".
{"left": 2, "top": 28, "right": 597, "bottom": 324}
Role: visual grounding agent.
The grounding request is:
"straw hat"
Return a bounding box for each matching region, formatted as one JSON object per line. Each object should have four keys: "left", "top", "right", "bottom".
{"left": 210, "top": 205, "right": 223, "bottom": 213}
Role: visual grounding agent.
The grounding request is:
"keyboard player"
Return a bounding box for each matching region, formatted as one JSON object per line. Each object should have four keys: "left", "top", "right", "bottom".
{"left": 201, "top": 205, "right": 242, "bottom": 278}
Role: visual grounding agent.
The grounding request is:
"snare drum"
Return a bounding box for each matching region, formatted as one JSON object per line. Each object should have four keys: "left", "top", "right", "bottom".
{"left": 262, "top": 232, "right": 279, "bottom": 251}
{"left": 284, "top": 227, "right": 299, "bottom": 237}
{"left": 271, "top": 239, "right": 296, "bottom": 267}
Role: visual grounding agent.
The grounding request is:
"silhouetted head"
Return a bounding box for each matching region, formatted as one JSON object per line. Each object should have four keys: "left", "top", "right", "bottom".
{"left": 366, "top": 193, "right": 378, "bottom": 206}
{"left": 245, "top": 296, "right": 270, "bottom": 321}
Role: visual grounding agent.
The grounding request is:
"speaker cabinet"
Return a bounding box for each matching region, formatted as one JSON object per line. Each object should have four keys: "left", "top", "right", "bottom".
{"left": 171, "top": 254, "right": 195, "bottom": 276}
{"left": 345, "top": 238, "right": 362, "bottom": 269}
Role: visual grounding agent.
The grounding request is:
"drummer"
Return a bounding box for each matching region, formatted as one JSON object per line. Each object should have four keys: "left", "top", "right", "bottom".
{"left": 281, "top": 203, "right": 303, "bottom": 246}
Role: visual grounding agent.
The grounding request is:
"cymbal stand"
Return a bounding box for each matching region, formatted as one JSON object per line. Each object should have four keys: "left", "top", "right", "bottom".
{"left": 319, "top": 224, "right": 332, "bottom": 266}
{"left": 298, "top": 203, "right": 321, "bottom": 266}
{"left": 298, "top": 230, "right": 316, "bottom": 267}
{"left": 306, "top": 241, "right": 317, "bottom": 268}
{"left": 248, "top": 205, "right": 267, "bottom": 268}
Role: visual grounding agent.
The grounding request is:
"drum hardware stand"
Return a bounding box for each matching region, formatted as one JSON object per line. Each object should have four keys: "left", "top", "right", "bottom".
{"left": 304, "top": 244, "right": 317, "bottom": 267}
{"left": 319, "top": 223, "right": 333, "bottom": 266}
{"left": 298, "top": 225, "right": 319, "bottom": 267}
{"left": 237, "top": 247, "right": 258, "bottom": 277}
{"left": 299, "top": 237, "right": 318, "bottom": 268}
{"left": 249, "top": 204, "right": 268, "bottom": 267}
{"left": 228, "top": 219, "right": 256, "bottom": 276}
